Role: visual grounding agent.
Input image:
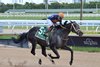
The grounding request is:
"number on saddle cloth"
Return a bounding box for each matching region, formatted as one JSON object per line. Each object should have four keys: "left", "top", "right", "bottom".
{"left": 35, "top": 27, "right": 48, "bottom": 40}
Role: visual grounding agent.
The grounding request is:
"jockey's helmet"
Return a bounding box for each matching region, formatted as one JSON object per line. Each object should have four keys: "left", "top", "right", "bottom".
{"left": 58, "top": 12, "right": 64, "bottom": 19}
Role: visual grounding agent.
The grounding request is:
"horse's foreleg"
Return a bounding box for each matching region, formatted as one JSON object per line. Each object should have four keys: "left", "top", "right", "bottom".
{"left": 63, "top": 46, "right": 73, "bottom": 65}
{"left": 41, "top": 45, "right": 55, "bottom": 64}
{"left": 49, "top": 46, "right": 60, "bottom": 59}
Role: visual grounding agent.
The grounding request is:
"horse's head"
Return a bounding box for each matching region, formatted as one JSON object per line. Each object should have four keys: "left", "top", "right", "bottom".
{"left": 63, "top": 21, "right": 83, "bottom": 36}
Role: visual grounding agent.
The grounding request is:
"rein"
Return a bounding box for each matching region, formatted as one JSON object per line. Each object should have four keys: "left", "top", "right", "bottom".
{"left": 71, "top": 23, "right": 80, "bottom": 32}
{"left": 54, "top": 22, "right": 80, "bottom": 41}
{"left": 60, "top": 25, "right": 66, "bottom": 29}
{"left": 59, "top": 23, "right": 79, "bottom": 41}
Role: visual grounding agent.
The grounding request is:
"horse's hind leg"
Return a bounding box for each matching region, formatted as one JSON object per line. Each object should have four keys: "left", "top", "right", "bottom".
{"left": 63, "top": 45, "right": 73, "bottom": 65}
{"left": 31, "top": 41, "right": 36, "bottom": 55}
{"left": 31, "top": 42, "right": 42, "bottom": 65}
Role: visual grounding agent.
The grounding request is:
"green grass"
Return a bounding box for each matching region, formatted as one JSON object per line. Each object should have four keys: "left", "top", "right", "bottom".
{"left": 72, "top": 46, "right": 100, "bottom": 52}
{"left": 80, "top": 26, "right": 97, "bottom": 30}
{"left": 0, "top": 34, "right": 18, "bottom": 39}
{"left": 64, "top": 16, "right": 100, "bottom": 20}
{"left": 0, "top": 16, "right": 45, "bottom": 20}
{"left": 0, "top": 16, "right": 100, "bottom": 20}
{"left": 3, "top": 26, "right": 32, "bottom": 29}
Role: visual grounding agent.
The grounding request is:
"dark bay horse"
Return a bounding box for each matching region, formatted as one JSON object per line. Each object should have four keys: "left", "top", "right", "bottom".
{"left": 12, "top": 21, "right": 83, "bottom": 65}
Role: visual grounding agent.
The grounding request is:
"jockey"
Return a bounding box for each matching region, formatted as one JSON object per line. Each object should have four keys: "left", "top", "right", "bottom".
{"left": 47, "top": 12, "right": 64, "bottom": 32}
{"left": 36, "top": 12, "right": 64, "bottom": 40}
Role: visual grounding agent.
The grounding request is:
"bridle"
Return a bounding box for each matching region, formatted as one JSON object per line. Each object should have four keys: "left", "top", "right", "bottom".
{"left": 60, "top": 25, "right": 66, "bottom": 29}
{"left": 60, "top": 22, "right": 81, "bottom": 33}
{"left": 70, "top": 23, "right": 81, "bottom": 33}
{"left": 58, "top": 22, "right": 81, "bottom": 41}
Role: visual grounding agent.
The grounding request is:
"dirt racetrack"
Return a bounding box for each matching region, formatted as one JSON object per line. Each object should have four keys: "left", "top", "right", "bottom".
{"left": 0, "top": 47, "right": 100, "bottom": 67}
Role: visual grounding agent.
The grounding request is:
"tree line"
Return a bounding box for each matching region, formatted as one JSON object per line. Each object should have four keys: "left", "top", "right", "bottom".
{"left": 0, "top": 2, "right": 100, "bottom": 13}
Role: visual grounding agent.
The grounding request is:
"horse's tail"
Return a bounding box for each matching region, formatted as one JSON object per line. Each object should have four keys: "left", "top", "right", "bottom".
{"left": 12, "top": 32, "right": 27, "bottom": 43}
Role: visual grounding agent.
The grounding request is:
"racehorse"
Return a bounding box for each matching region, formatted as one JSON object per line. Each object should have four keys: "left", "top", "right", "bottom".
{"left": 12, "top": 21, "right": 83, "bottom": 65}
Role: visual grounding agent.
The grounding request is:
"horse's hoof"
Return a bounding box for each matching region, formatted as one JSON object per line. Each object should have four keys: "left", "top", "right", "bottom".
{"left": 69, "top": 61, "right": 73, "bottom": 65}
{"left": 48, "top": 54, "right": 52, "bottom": 58}
{"left": 51, "top": 60, "right": 55, "bottom": 64}
{"left": 38, "top": 59, "right": 42, "bottom": 65}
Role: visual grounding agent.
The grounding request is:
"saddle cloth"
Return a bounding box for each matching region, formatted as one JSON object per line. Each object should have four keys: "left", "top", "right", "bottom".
{"left": 35, "top": 27, "right": 48, "bottom": 40}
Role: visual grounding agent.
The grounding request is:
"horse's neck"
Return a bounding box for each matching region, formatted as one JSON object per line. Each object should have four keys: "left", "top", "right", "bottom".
{"left": 54, "top": 29, "right": 70, "bottom": 38}
{"left": 61, "top": 29, "right": 70, "bottom": 38}
{"left": 50, "top": 29, "right": 70, "bottom": 47}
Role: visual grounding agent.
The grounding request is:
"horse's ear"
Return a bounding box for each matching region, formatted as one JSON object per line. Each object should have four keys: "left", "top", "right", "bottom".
{"left": 70, "top": 21, "right": 76, "bottom": 23}
{"left": 64, "top": 21, "right": 68, "bottom": 25}
{"left": 70, "top": 20, "right": 73, "bottom": 23}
